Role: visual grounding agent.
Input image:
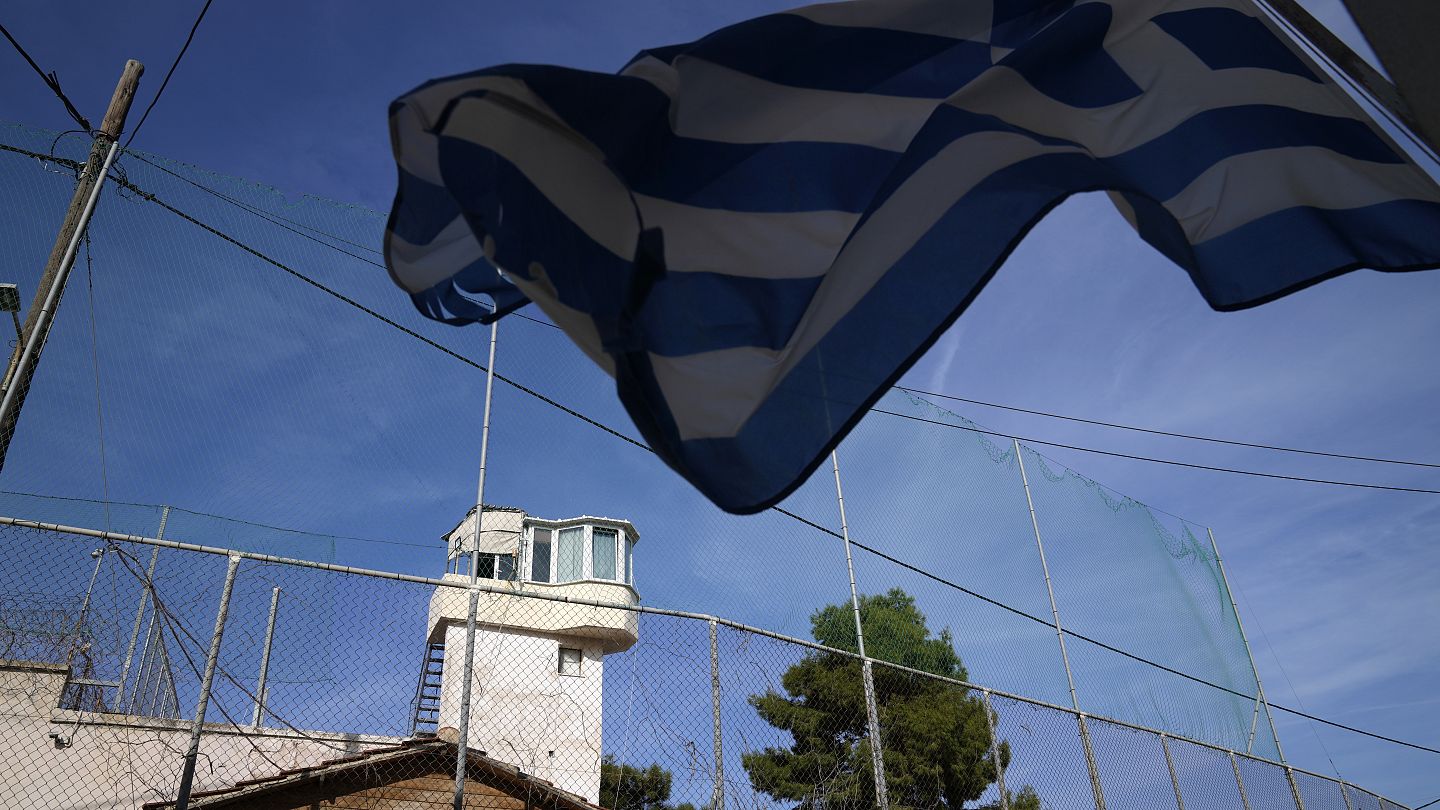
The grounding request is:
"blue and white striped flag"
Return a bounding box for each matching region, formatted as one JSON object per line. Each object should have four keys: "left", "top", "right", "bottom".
{"left": 385, "top": 0, "right": 1440, "bottom": 514}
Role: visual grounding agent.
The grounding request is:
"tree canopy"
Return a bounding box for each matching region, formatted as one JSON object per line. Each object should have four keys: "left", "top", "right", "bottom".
{"left": 741, "top": 588, "right": 1039, "bottom": 809}
{"left": 598, "top": 755, "right": 701, "bottom": 810}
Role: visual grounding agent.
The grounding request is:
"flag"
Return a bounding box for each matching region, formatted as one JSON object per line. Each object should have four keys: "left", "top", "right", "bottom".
{"left": 384, "top": 0, "right": 1440, "bottom": 514}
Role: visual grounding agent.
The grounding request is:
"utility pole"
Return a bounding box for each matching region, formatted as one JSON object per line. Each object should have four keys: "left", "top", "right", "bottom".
{"left": 0, "top": 59, "right": 143, "bottom": 470}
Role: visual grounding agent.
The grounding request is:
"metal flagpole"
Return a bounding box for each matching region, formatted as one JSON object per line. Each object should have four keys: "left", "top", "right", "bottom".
{"left": 454, "top": 317, "right": 498, "bottom": 810}
{"left": 830, "top": 451, "right": 890, "bottom": 810}
{"left": 1013, "top": 440, "right": 1105, "bottom": 810}
{"left": 1206, "top": 527, "right": 1285, "bottom": 763}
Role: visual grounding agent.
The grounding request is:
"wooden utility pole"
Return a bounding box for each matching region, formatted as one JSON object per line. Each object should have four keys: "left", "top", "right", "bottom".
{"left": 0, "top": 59, "right": 143, "bottom": 470}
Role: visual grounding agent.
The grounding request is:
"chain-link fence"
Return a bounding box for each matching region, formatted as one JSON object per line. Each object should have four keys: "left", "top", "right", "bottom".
{"left": 0, "top": 515, "right": 1406, "bottom": 809}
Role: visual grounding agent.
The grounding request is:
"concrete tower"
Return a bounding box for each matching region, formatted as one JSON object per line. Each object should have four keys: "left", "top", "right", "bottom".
{"left": 424, "top": 506, "right": 640, "bottom": 802}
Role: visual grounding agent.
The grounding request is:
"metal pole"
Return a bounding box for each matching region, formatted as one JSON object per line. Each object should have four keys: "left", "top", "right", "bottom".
{"left": 1231, "top": 752, "right": 1253, "bottom": 810}
{"left": 118, "top": 507, "right": 167, "bottom": 708}
{"left": 175, "top": 554, "right": 240, "bottom": 810}
{"left": 1160, "top": 733, "right": 1186, "bottom": 810}
{"left": 1287, "top": 767, "right": 1307, "bottom": 810}
{"left": 982, "top": 690, "right": 1010, "bottom": 810}
{"left": 1013, "top": 440, "right": 1105, "bottom": 810}
{"left": 0, "top": 59, "right": 143, "bottom": 469}
{"left": 454, "top": 317, "right": 498, "bottom": 810}
{"left": 1207, "top": 528, "right": 1285, "bottom": 762}
{"left": 830, "top": 451, "right": 889, "bottom": 810}
{"left": 251, "top": 587, "right": 281, "bottom": 728}
{"left": 66, "top": 547, "right": 107, "bottom": 677}
{"left": 709, "top": 619, "right": 725, "bottom": 810}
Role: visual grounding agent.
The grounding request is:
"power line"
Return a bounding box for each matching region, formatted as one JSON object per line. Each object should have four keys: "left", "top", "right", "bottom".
{"left": 123, "top": 0, "right": 216, "bottom": 148}
{"left": 872, "top": 408, "right": 1440, "bottom": 496}
{"left": 17, "top": 142, "right": 1435, "bottom": 759}
{"left": 102, "top": 145, "right": 1440, "bottom": 496}
{"left": 897, "top": 386, "right": 1440, "bottom": 470}
{"left": 0, "top": 21, "right": 92, "bottom": 131}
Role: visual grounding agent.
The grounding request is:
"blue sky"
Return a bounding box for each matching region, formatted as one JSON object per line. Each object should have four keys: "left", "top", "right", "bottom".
{"left": 2, "top": 0, "right": 1438, "bottom": 805}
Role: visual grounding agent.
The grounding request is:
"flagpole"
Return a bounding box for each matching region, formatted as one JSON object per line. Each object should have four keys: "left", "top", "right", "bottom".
{"left": 453, "top": 316, "right": 498, "bottom": 810}
{"left": 830, "top": 451, "right": 890, "bottom": 810}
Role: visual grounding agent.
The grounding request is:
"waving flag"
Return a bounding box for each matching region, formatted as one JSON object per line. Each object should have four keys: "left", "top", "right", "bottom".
{"left": 385, "top": 0, "right": 1440, "bottom": 514}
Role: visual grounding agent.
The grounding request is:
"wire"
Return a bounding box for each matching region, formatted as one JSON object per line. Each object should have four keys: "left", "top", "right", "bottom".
{"left": 0, "top": 21, "right": 92, "bottom": 131}
{"left": 896, "top": 386, "right": 1440, "bottom": 471}
{"left": 871, "top": 408, "right": 1440, "bottom": 495}
{"left": 120, "top": 149, "right": 566, "bottom": 333}
{"left": 123, "top": 0, "right": 217, "bottom": 149}
{"left": 102, "top": 146, "right": 1440, "bottom": 496}
{"left": 82, "top": 232, "right": 112, "bottom": 533}
{"left": 16, "top": 143, "right": 1436, "bottom": 760}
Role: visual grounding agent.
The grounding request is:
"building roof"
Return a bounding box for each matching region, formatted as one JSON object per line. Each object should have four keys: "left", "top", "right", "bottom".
{"left": 142, "top": 737, "right": 605, "bottom": 810}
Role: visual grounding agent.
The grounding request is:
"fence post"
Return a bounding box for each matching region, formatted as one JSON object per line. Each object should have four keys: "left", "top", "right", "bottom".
{"left": 1160, "top": 733, "right": 1185, "bottom": 810}
{"left": 251, "top": 586, "right": 281, "bottom": 728}
{"left": 1338, "top": 780, "right": 1356, "bottom": 810}
{"left": 981, "top": 690, "right": 1009, "bottom": 810}
{"left": 1287, "top": 767, "right": 1307, "bottom": 810}
{"left": 118, "top": 505, "right": 167, "bottom": 707}
{"left": 1230, "top": 752, "right": 1253, "bottom": 810}
{"left": 709, "top": 619, "right": 725, "bottom": 810}
{"left": 830, "top": 451, "right": 890, "bottom": 810}
{"left": 1207, "top": 527, "right": 1284, "bottom": 760}
{"left": 1013, "top": 440, "right": 1105, "bottom": 810}
{"left": 175, "top": 553, "right": 240, "bottom": 810}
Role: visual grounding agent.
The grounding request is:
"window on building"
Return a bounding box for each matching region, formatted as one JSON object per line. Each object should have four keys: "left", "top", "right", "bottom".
{"left": 531, "top": 528, "right": 552, "bottom": 583}
{"left": 558, "top": 646, "right": 582, "bottom": 676}
{"left": 474, "top": 553, "right": 515, "bottom": 580}
{"left": 556, "top": 526, "right": 584, "bottom": 582}
{"left": 623, "top": 537, "right": 634, "bottom": 585}
{"left": 592, "top": 527, "right": 618, "bottom": 580}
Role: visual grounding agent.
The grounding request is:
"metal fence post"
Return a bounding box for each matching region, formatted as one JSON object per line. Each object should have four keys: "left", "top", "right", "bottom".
{"left": 1160, "top": 733, "right": 1185, "bottom": 810}
{"left": 175, "top": 553, "right": 240, "bottom": 810}
{"left": 1287, "top": 767, "right": 1307, "bottom": 810}
{"left": 709, "top": 619, "right": 725, "bottom": 810}
{"left": 251, "top": 586, "right": 281, "bottom": 728}
{"left": 1338, "top": 780, "right": 1356, "bottom": 810}
{"left": 1207, "top": 527, "right": 1284, "bottom": 760}
{"left": 830, "top": 451, "right": 890, "bottom": 810}
{"left": 1014, "top": 440, "right": 1105, "bottom": 810}
{"left": 1231, "top": 752, "right": 1253, "bottom": 810}
{"left": 118, "top": 505, "right": 167, "bottom": 707}
{"left": 982, "top": 690, "right": 1010, "bottom": 810}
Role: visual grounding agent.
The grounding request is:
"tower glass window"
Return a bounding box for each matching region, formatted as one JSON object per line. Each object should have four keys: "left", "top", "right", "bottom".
{"left": 592, "top": 528, "right": 618, "bottom": 580}
{"left": 531, "top": 528, "right": 552, "bottom": 583}
{"left": 558, "top": 646, "right": 582, "bottom": 676}
{"left": 556, "top": 526, "right": 584, "bottom": 582}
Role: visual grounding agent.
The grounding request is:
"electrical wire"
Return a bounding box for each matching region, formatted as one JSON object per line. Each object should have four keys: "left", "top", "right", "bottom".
{"left": 123, "top": 0, "right": 217, "bottom": 149}
{"left": 896, "top": 386, "right": 1440, "bottom": 470}
{"left": 871, "top": 408, "right": 1440, "bottom": 495}
{"left": 98, "top": 146, "right": 1440, "bottom": 496}
{"left": 0, "top": 21, "right": 92, "bottom": 131}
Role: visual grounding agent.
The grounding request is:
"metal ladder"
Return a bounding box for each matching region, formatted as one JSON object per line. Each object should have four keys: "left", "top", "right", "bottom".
{"left": 409, "top": 640, "right": 445, "bottom": 737}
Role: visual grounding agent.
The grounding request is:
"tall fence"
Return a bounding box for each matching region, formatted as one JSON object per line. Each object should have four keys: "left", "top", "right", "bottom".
{"left": 0, "top": 516, "right": 1408, "bottom": 810}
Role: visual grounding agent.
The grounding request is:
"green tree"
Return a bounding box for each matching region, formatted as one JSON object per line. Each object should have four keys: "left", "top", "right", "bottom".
{"left": 598, "top": 756, "right": 703, "bottom": 810}
{"left": 742, "top": 589, "right": 1040, "bottom": 809}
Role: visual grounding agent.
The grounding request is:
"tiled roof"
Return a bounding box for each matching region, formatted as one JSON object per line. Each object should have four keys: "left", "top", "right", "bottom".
{"left": 142, "top": 737, "right": 605, "bottom": 810}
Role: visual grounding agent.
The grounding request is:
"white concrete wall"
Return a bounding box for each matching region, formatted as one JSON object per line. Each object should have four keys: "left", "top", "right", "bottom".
{"left": 436, "top": 625, "right": 605, "bottom": 803}
{"left": 427, "top": 575, "right": 639, "bottom": 653}
{"left": 0, "top": 660, "right": 399, "bottom": 809}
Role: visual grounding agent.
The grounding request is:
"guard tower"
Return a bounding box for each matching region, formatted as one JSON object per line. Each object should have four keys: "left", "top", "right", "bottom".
{"left": 416, "top": 505, "right": 640, "bottom": 803}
